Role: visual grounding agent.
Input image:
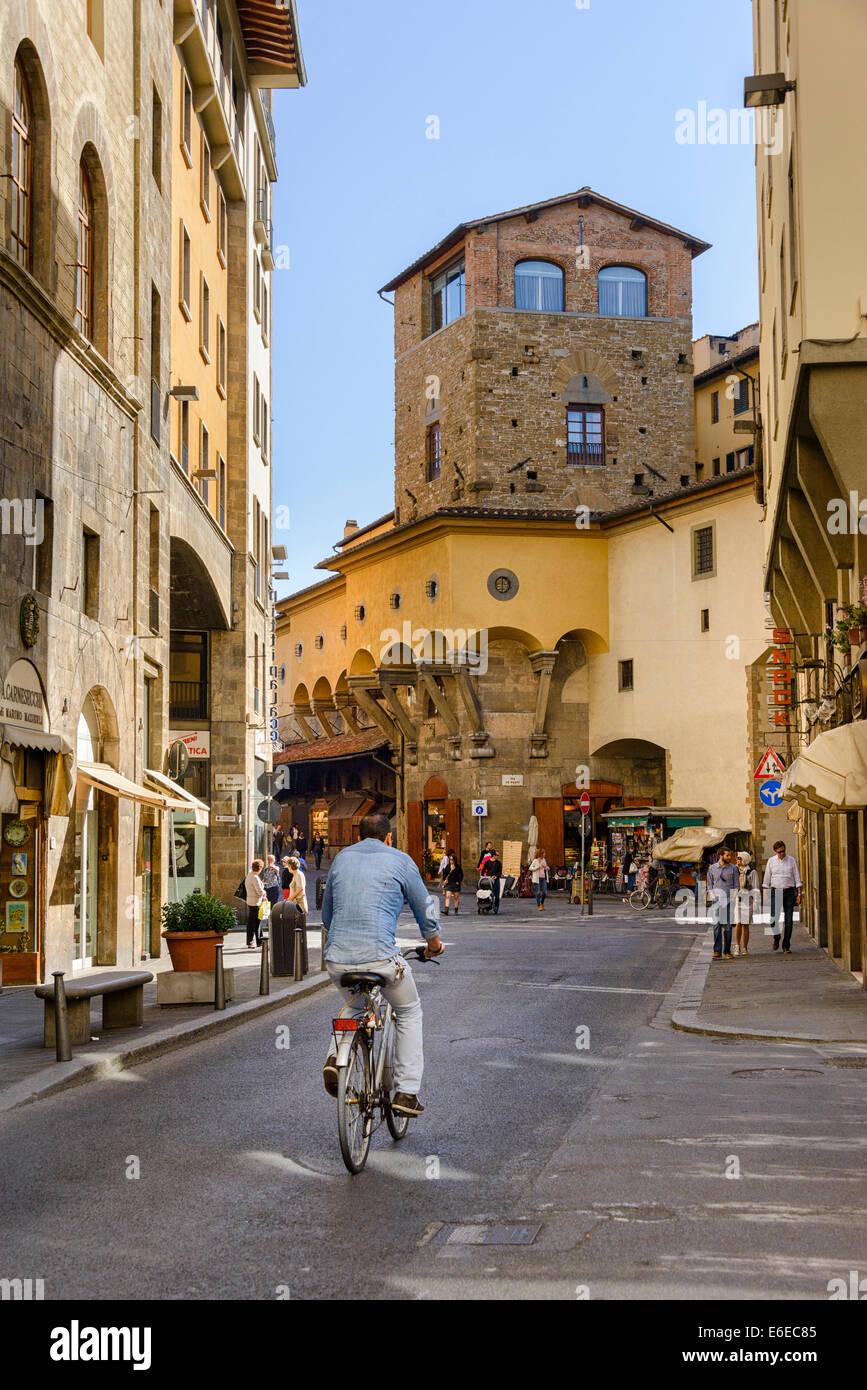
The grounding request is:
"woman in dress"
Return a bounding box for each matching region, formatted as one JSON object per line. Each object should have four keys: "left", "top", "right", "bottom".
{"left": 734, "top": 850, "right": 760, "bottom": 954}
{"left": 443, "top": 853, "right": 463, "bottom": 915}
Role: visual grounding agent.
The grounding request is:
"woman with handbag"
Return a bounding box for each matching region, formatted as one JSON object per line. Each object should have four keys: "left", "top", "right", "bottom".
{"left": 734, "top": 851, "right": 760, "bottom": 955}
{"left": 244, "top": 858, "right": 266, "bottom": 947}
{"left": 285, "top": 854, "right": 308, "bottom": 915}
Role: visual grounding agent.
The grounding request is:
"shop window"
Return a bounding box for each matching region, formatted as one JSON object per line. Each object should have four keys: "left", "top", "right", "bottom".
{"left": 514, "top": 260, "right": 564, "bottom": 312}
{"left": 566, "top": 406, "right": 604, "bottom": 466}
{"left": 692, "top": 524, "right": 715, "bottom": 578}
{"left": 598, "top": 265, "right": 646, "bottom": 317}
{"left": 618, "top": 659, "right": 634, "bottom": 691}
{"left": 429, "top": 259, "right": 465, "bottom": 334}
{"left": 426, "top": 422, "right": 441, "bottom": 481}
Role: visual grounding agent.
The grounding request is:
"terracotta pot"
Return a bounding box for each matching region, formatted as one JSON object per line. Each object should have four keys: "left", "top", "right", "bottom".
{"left": 843, "top": 651, "right": 852, "bottom": 668}
{"left": 162, "top": 930, "right": 224, "bottom": 972}
{"left": 1, "top": 952, "right": 39, "bottom": 985}
{"left": 847, "top": 627, "right": 860, "bottom": 646}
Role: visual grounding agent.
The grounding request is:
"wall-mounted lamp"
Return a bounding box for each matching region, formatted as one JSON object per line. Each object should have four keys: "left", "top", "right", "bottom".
{"left": 744, "top": 73, "right": 796, "bottom": 108}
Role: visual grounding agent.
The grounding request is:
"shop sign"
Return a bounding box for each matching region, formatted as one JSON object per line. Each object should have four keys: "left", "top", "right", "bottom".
{"left": 1, "top": 659, "right": 48, "bottom": 730}
{"left": 170, "top": 730, "right": 210, "bottom": 759}
{"left": 765, "top": 628, "right": 792, "bottom": 730}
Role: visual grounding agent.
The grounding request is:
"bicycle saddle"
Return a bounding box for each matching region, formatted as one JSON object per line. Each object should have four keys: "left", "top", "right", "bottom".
{"left": 340, "top": 971, "right": 387, "bottom": 988}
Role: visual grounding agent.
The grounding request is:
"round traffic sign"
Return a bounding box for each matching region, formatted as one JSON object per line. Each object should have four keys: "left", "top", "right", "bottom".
{"left": 579, "top": 792, "right": 590, "bottom": 815}
{"left": 759, "top": 779, "right": 783, "bottom": 808}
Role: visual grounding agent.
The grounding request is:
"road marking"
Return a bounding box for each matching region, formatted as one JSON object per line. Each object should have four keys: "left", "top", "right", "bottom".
{"left": 518, "top": 982, "right": 669, "bottom": 996}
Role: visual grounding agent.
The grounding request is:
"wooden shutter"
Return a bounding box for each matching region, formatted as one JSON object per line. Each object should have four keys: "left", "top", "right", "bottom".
{"left": 406, "top": 800, "right": 424, "bottom": 870}
{"left": 444, "top": 798, "right": 461, "bottom": 864}
{"left": 533, "top": 797, "right": 564, "bottom": 866}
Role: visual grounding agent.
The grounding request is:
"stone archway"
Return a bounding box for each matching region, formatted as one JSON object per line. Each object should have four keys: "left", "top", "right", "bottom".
{"left": 551, "top": 347, "right": 619, "bottom": 397}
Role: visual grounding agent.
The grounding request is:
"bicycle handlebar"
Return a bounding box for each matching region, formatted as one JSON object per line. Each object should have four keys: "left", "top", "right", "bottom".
{"left": 402, "top": 945, "right": 443, "bottom": 964}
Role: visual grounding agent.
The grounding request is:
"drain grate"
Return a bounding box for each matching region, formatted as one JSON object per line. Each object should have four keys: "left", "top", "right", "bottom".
{"left": 430, "top": 1223, "right": 541, "bottom": 1247}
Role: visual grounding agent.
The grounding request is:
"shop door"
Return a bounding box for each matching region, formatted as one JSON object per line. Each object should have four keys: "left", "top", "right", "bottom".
{"left": 444, "top": 799, "right": 461, "bottom": 864}
{"left": 406, "top": 801, "right": 423, "bottom": 870}
{"left": 73, "top": 793, "right": 98, "bottom": 969}
{"left": 533, "top": 798, "right": 565, "bottom": 866}
{"left": 141, "top": 827, "right": 153, "bottom": 960}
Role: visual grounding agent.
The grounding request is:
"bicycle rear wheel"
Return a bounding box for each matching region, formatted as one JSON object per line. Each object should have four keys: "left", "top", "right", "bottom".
{"left": 628, "top": 888, "right": 650, "bottom": 911}
{"left": 337, "top": 1032, "right": 373, "bottom": 1174}
{"left": 382, "top": 1023, "right": 409, "bottom": 1141}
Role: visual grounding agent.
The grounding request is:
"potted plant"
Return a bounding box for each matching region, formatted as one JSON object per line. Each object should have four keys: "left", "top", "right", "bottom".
{"left": 837, "top": 603, "right": 867, "bottom": 646}
{"left": 161, "top": 891, "right": 234, "bottom": 972}
{"left": 422, "top": 847, "right": 439, "bottom": 881}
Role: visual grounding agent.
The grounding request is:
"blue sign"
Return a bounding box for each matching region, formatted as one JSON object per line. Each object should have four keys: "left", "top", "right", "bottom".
{"left": 759, "top": 779, "right": 783, "bottom": 807}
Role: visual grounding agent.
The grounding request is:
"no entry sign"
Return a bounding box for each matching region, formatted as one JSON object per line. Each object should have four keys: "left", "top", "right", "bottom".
{"left": 579, "top": 792, "right": 590, "bottom": 815}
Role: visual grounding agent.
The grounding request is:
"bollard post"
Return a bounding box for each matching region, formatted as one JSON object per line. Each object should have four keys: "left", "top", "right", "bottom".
{"left": 587, "top": 872, "right": 594, "bottom": 917}
{"left": 53, "top": 971, "right": 72, "bottom": 1063}
{"left": 294, "top": 920, "right": 304, "bottom": 982}
{"left": 259, "top": 928, "right": 270, "bottom": 996}
{"left": 214, "top": 939, "right": 226, "bottom": 1011}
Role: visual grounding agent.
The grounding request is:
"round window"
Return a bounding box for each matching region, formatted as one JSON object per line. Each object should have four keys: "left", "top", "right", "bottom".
{"left": 487, "top": 568, "right": 519, "bottom": 601}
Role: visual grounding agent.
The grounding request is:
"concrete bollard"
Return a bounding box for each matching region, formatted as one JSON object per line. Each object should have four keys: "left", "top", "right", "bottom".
{"left": 259, "top": 929, "right": 270, "bottom": 996}
{"left": 53, "top": 971, "right": 72, "bottom": 1063}
{"left": 214, "top": 940, "right": 226, "bottom": 1011}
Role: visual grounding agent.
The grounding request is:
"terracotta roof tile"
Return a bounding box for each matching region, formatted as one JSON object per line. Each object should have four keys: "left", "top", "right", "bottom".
{"left": 275, "top": 729, "right": 389, "bottom": 764}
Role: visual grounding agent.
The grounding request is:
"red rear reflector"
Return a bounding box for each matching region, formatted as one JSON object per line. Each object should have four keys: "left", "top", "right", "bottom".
{"left": 333, "top": 1018, "right": 358, "bottom": 1031}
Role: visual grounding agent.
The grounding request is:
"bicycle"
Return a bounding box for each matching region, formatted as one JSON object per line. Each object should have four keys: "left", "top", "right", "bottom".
{"left": 332, "top": 946, "right": 441, "bottom": 1174}
{"left": 628, "top": 875, "right": 677, "bottom": 911}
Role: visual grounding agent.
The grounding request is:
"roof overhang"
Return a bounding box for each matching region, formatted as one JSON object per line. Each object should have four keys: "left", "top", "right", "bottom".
{"left": 236, "top": 0, "right": 307, "bottom": 88}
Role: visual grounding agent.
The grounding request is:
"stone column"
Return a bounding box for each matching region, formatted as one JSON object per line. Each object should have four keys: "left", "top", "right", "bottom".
{"left": 529, "top": 651, "right": 559, "bottom": 758}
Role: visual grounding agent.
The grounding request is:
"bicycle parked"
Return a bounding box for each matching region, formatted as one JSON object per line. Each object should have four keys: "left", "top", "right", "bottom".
{"left": 331, "top": 946, "right": 442, "bottom": 1174}
{"left": 627, "top": 863, "right": 678, "bottom": 911}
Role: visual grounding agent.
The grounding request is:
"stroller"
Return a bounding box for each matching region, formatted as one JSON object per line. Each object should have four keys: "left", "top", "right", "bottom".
{"left": 476, "top": 874, "right": 495, "bottom": 914}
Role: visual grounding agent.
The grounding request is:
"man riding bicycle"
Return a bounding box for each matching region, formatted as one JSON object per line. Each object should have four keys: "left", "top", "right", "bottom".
{"left": 321, "top": 812, "right": 443, "bottom": 1117}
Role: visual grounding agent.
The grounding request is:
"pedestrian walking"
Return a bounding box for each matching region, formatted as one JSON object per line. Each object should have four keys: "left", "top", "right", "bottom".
{"left": 734, "top": 851, "right": 760, "bottom": 955}
{"left": 438, "top": 846, "right": 450, "bottom": 883}
{"left": 707, "top": 847, "right": 739, "bottom": 959}
{"left": 763, "top": 840, "right": 802, "bottom": 953}
{"left": 285, "top": 854, "right": 308, "bottom": 915}
{"left": 477, "top": 841, "right": 494, "bottom": 871}
{"left": 486, "top": 848, "right": 503, "bottom": 915}
{"left": 295, "top": 827, "right": 308, "bottom": 859}
{"left": 529, "top": 849, "right": 549, "bottom": 911}
{"left": 281, "top": 856, "right": 294, "bottom": 900}
{"left": 272, "top": 824, "right": 285, "bottom": 861}
{"left": 442, "top": 853, "right": 463, "bottom": 914}
{"left": 312, "top": 833, "right": 324, "bottom": 870}
{"left": 244, "top": 858, "right": 266, "bottom": 947}
{"left": 624, "top": 853, "right": 638, "bottom": 894}
{"left": 262, "top": 853, "right": 282, "bottom": 907}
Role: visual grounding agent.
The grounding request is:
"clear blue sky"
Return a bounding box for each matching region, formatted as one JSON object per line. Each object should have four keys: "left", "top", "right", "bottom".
{"left": 270, "top": 0, "right": 758, "bottom": 593}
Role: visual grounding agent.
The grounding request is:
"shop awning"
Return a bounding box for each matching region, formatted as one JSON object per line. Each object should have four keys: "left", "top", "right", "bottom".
{"left": 600, "top": 813, "right": 650, "bottom": 827}
{"left": 0, "top": 724, "right": 71, "bottom": 754}
{"left": 780, "top": 722, "right": 867, "bottom": 812}
{"left": 78, "top": 761, "right": 175, "bottom": 809}
{"left": 652, "top": 825, "right": 750, "bottom": 862}
{"left": 144, "top": 768, "right": 210, "bottom": 827}
{"left": 326, "top": 794, "right": 367, "bottom": 819}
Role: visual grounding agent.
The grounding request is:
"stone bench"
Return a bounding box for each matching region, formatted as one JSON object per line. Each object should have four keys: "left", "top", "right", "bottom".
{"left": 34, "top": 971, "right": 154, "bottom": 1048}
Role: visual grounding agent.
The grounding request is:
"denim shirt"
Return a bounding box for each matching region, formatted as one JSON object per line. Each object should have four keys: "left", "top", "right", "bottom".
{"left": 321, "top": 838, "right": 440, "bottom": 965}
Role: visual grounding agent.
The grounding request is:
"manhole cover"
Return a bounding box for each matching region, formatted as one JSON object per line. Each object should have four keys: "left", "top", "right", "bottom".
{"left": 430, "top": 1223, "right": 541, "bottom": 1247}
{"left": 731, "top": 1067, "right": 824, "bottom": 1078}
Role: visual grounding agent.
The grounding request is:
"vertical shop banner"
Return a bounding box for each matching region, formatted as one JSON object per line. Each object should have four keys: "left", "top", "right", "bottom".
{"left": 766, "top": 627, "right": 793, "bottom": 732}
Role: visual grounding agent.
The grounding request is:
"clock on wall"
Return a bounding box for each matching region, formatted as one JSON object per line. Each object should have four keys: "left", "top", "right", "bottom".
{"left": 3, "top": 820, "right": 30, "bottom": 847}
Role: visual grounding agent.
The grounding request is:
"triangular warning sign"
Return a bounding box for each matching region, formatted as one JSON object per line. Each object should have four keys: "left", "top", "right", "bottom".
{"left": 754, "top": 747, "right": 786, "bottom": 779}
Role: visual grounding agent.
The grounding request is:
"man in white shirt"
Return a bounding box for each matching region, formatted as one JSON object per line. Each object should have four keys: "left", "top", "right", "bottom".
{"left": 762, "top": 840, "right": 802, "bottom": 953}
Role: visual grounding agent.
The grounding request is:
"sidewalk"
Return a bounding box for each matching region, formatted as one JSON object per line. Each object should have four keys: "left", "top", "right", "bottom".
{"left": 0, "top": 928, "right": 330, "bottom": 1115}
{"left": 668, "top": 920, "right": 867, "bottom": 1045}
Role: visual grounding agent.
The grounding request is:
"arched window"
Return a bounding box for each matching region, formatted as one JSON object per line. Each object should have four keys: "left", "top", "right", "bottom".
{"left": 76, "top": 162, "right": 94, "bottom": 339}
{"left": 515, "top": 260, "right": 564, "bottom": 312}
{"left": 598, "top": 265, "right": 647, "bottom": 318}
{"left": 11, "top": 60, "right": 33, "bottom": 268}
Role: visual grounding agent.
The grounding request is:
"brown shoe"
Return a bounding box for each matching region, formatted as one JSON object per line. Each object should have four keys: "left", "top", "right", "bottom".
{"left": 773, "top": 937, "right": 780, "bottom": 950}
{"left": 712, "top": 952, "right": 722, "bottom": 960}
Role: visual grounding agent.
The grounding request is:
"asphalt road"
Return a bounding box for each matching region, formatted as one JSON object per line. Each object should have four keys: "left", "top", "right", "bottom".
{"left": 3, "top": 898, "right": 866, "bottom": 1300}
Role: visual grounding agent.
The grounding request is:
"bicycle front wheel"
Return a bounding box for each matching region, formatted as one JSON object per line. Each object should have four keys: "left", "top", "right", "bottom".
{"left": 337, "top": 1032, "right": 373, "bottom": 1174}
{"left": 628, "top": 888, "right": 650, "bottom": 911}
{"left": 382, "top": 1024, "right": 410, "bottom": 1141}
